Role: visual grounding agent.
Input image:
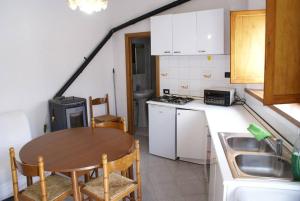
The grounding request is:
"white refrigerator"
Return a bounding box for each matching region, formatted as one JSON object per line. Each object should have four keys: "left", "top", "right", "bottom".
{"left": 149, "top": 104, "right": 176, "bottom": 160}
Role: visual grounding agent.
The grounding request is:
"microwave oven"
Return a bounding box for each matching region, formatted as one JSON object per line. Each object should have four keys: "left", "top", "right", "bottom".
{"left": 204, "top": 88, "right": 235, "bottom": 106}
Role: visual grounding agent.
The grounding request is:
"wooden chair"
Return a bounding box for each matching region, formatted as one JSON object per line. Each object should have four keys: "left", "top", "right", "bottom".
{"left": 81, "top": 140, "right": 142, "bottom": 201}
{"left": 89, "top": 94, "right": 120, "bottom": 127}
{"left": 9, "top": 147, "right": 73, "bottom": 201}
{"left": 90, "top": 117, "right": 127, "bottom": 178}
{"left": 93, "top": 117, "right": 127, "bottom": 132}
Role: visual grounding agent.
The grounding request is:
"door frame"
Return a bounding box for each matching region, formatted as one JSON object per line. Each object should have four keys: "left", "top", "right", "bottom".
{"left": 125, "top": 32, "right": 160, "bottom": 135}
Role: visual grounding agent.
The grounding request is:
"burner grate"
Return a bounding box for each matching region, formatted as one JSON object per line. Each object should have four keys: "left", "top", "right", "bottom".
{"left": 152, "top": 95, "right": 194, "bottom": 105}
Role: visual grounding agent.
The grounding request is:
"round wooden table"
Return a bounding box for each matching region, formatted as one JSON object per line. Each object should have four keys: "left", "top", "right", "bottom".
{"left": 19, "top": 127, "right": 134, "bottom": 201}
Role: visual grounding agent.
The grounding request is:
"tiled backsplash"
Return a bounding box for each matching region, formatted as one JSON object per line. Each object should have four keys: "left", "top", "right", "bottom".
{"left": 159, "top": 55, "right": 233, "bottom": 97}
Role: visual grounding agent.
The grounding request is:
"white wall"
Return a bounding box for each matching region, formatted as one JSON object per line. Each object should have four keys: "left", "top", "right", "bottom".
{"left": 0, "top": 0, "right": 113, "bottom": 138}
{"left": 248, "top": 0, "right": 266, "bottom": 9}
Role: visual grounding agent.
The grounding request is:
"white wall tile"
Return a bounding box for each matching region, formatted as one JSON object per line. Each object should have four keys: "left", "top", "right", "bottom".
{"left": 178, "top": 67, "right": 190, "bottom": 80}
{"left": 189, "top": 68, "right": 202, "bottom": 80}
{"left": 189, "top": 56, "right": 202, "bottom": 68}
{"left": 169, "top": 56, "right": 179, "bottom": 67}
{"left": 159, "top": 55, "right": 238, "bottom": 97}
{"left": 159, "top": 56, "right": 169, "bottom": 67}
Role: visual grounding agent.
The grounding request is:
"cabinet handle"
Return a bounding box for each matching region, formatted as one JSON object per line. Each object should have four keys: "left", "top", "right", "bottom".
{"left": 164, "top": 51, "right": 171, "bottom": 53}
{"left": 198, "top": 50, "right": 206, "bottom": 53}
{"left": 174, "top": 51, "right": 181, "bottom": 54}
{"left": 177, "top": 113, "right": 181, "bottom": 115}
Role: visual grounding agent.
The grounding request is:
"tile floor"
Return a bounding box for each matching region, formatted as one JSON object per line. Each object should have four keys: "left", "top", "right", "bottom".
{"left": 136, "top": 135, "right": 209, "bottom": 201}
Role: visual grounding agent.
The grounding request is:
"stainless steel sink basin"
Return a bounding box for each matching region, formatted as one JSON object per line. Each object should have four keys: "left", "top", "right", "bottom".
{"left": 227, "top": 137, "right": 274, "bottom": 153}
{"left": 235, "top": 154, "right": 292, "bottom": 179}
{"left": 218, "top": 132, "right": 292, "bottom": 180}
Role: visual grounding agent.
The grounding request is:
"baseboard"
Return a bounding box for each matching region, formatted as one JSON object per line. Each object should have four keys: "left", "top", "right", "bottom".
{"left": 178, "top": 157, "right": 206, "bottom": 165}
{"left": 0, "top": 177, "right": 26, "bottom": 200}
{"left": 2, "top": 196, "right": 13, "bottom": 201}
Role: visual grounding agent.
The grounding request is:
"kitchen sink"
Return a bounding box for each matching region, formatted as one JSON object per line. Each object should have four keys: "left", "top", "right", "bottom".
{"left": 227, "top": 137, "right": 274, "bottom": 153}
{"left": 235, "top": 154, "right": 292, "bottom": 178}
{"left": 218, "top": 132, "right": 292, "bottom": 180}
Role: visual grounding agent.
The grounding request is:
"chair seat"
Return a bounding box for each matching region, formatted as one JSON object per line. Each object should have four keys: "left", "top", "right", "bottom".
{"left": 20, "top": 175, "right": 72, "bottom": 201}
{"left": 94, "top": 115, "right": 121, "bottom": 123}
{"left": 82, "top": 173, "right": 137, "bottom": 201}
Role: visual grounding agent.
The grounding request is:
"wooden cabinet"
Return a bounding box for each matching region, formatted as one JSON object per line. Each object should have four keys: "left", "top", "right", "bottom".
{"left": 264, "top": 0, "right": 300, "bottom": 105}
{"left": 196, "top": 9, "right": 225, "bottom": 55}
{"left": 176, "top": 109, "right": 207, "bottom": 163}
{"left": 150, "top": 15, "right": 173, "bottom": 55}
{"left": 172, "top": 12, "right": 197, "bottom": 55}
{"left": 230, "top": 10, "right": 266, "bottom": 84}
{"left": 151, "top": 9, "right": 225, "bottom": 55}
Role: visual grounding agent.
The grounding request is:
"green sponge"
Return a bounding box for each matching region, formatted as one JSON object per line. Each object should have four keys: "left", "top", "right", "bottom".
{"left": 247, "top": 123, "right": 271, "bottom": 141}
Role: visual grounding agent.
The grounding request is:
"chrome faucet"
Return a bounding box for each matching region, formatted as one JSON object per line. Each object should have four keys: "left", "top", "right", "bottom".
{"left": 275, "top": 139, "right": 283, "bottom": 156}
{"left": 265, "top": 138, "right": 283, "bottom": 156}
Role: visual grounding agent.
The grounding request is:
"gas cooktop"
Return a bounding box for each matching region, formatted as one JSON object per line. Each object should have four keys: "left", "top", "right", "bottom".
{"left": 151, "top": 95, "right": 194, "bottom": 105}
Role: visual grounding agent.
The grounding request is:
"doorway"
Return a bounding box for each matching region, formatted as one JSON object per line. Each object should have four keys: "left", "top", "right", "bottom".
{"left": 125, "top": 32, "right": 159, "bottom": 135}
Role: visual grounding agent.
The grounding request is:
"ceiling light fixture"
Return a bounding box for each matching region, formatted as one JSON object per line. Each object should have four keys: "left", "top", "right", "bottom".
{"left": 68, "top": 0, "right": 108, "bottom": 14}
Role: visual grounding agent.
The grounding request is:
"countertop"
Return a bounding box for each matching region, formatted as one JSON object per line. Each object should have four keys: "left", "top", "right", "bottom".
{"left": 147, "top": 100, "right": 300, "bottom": 190}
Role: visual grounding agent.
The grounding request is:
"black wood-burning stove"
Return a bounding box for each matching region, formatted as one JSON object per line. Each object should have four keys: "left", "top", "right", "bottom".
{"left": 49, "top": 96, "right": 88, "bottom": 132}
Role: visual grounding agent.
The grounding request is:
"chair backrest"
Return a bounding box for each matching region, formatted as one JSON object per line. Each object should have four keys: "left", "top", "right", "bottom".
{"left": 102, "top": 140, "right": 141, "bottom": 201}
{"left": 89, "top": 94, "right": 110, "bottom": 118}
{"left": 9, "top": 147, "right": 47, "bottom": 201}
{"left": 93, "top": 117, "right": 127, "bottom": 132}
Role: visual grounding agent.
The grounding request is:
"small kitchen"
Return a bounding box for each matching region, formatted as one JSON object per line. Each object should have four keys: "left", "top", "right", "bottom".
{"left": 146, "top": 1, "right": 300, "bottom": 201}
{"left": 1, "top": 1, "right": 300, "bottom": 201}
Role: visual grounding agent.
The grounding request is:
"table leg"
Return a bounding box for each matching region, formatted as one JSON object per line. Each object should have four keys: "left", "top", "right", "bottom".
{"left": 71, "top": 171, "right": 80, "bottom": 201}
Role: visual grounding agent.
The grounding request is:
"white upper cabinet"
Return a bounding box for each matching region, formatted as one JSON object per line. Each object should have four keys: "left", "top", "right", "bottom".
{"left": 150, "top": 9, "right": 226, "bottom": 55}
{"left": 151, "top": 15, "right": 173, "bottom": 55}
{"left": 172, "top": 12, "right": 197, "bottom": 55}
{"left": 196, "top": 9, "right": 224, "bottom": 55}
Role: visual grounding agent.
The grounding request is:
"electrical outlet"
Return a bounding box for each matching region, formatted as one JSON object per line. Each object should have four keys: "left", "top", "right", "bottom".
{"left": 225, "top": 72, "right": 231, "bottom": 78}
{"left": 163, "top": 89, "right": 170, "bottom": 95}
{"left": 43, "top": 124, "right": 47, "bottom": 133}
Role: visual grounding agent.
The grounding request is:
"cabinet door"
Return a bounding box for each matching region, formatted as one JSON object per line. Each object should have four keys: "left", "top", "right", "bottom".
{"left": 172, "top": 12, "right": 197, "bottom": 55}
{"left": 177, "top": 109, "right": 207, "bottom": 160}
{"left": 264, "top": 0, "right": 300, "bottom": 104}
{"left": 208, "top": 141, "right": 217, "bottom": 201}
{"left": 196, "top": 9, "right": 224, "bottom": 55}
{"left": 149, "top": 104, "right": 176, "bottom": 159}
{"left": 208, "top": 142, "right": 224, "bottom": 201}
{"left": 214, "top": 164, "right": 225, "bottom": 201}
{"left": 230, "top": 10, "right": 266, "bottom": 84}
{"left": 150, "top": 15, "right": 173, "bottom": 55}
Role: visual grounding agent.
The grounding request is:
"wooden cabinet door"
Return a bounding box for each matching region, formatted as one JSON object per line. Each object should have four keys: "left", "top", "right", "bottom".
{"left": 264, "top": 0, "right": 300, "bottom": 105}
{"left": 172, "top": 12, "right": 197, "bottom": 55}
{"left": 196, "top": 9, "right": 225, "bottom": 55}
{"left": 230, "top": 10, "right": 266, "bottom": 84}
{"left": 150, "top": 15, "right": 173, "bottom": 55}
